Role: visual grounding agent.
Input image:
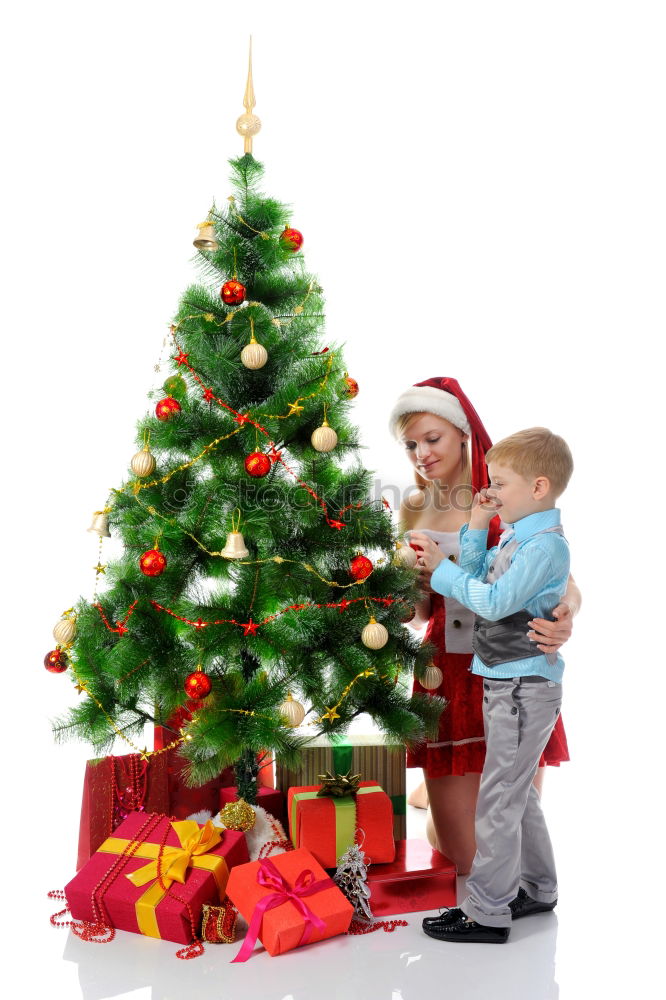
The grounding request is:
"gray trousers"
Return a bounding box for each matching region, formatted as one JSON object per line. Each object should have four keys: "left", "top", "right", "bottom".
{"left": 460, "top": 676, "right": 562, "bottom": 929}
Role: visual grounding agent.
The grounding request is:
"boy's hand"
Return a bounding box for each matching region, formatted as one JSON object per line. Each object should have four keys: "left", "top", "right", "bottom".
{"left": 528, "top": 603, "right": 573, "bottom": 653}
{"left": 469, "top": 489, "right": 500, "bottom": 530}
{"left": 406, "top": 532, "right": 445, "bottom": 572}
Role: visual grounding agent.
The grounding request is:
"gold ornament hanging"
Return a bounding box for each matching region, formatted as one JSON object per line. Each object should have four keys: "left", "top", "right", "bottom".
{"left": 193, "top": 220, "right": 219, "bottom": 251}
{"left": 87, "top": 510, "right": 111, "bottom": 537}
{"left": 279, "top": 692, "right": 306, "bottom": 728}
{"left": 240, "top": 319, "right": 268, "bottom": 370}
{"left": 219, "top": 798, "right": 256, "bottom": 832}
{"left": 131, "top": 445, "right": 157, "bottom": 478}
{"left": 311, "top": 419, "right": 338, "bottom": 453}
{"left": 393, "top": 541, "right": 418, "bottom": 569}
{"left": 421, "top": 664, "right": 444, "bottom": 690}
{"left": 53, "top": 617, "right": 76, "bottom": 645}
{"left": 361, "top": 617, "right": 389, "bottom": 650}
{"left": 220, "top": 509, "right": 249, "bottom": 559}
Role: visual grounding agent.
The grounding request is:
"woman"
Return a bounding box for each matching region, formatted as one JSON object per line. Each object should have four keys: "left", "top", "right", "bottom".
{"left": 389, "top": 377, "right": 580, "bottom": 874}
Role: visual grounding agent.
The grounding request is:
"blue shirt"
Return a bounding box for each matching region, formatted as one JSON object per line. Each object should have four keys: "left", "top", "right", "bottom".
{"left": 430, "top": 508, "right": 570, "bottom": 682}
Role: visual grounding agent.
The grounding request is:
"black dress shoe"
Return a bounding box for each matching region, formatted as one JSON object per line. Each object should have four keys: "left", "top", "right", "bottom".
{"left": 423, "top": 912, "right": 510, "bottom": 943}
{"left": 422, "top": 907, "right": 465, "bottom": 930}
{"left": 509, "top": 887, "right": 558, "bottom": 920}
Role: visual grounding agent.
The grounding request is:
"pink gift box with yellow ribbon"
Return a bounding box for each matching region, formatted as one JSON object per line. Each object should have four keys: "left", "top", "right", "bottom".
{"left": 65, "top": 811, "right": 248, "bottom": 945}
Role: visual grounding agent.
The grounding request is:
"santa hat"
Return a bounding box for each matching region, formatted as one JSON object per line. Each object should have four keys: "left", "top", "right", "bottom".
{"left": 388, "top": 377, "right": 493, "bottom": 492}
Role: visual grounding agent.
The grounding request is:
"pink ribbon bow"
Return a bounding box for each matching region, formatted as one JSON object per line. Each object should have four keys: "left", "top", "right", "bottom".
{"left": 232, "top": 857, "right": 334, "bottom": 962}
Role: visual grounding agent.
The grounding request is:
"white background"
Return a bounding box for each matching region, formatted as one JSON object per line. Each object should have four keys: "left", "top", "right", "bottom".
{"left": 2, "top": 1, "right": 664, "bottom": 997}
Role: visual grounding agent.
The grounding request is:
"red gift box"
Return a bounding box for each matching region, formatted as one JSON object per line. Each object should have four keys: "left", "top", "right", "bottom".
{"left": 287, "top": 781, "right": 395, "bottom": 868}
{"left": 168, "top": 749, "right": 275, "bottom": 820}
{"left": 365, "top": 839, "right": 457, "bottom": 916}
{"left": 65, "top": 811, "right": 249, "bottom": 945}
{"left": 220, "top": 786, "right": 285, "bottom": 826}
{"left": 226, "top": 848, "right": 353, "bottom": 959}
{"left": 76, "top": 754, "right": 169, "bottom": 871}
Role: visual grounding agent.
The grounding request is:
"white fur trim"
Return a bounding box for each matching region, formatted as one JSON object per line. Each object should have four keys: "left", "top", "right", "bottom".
{"left": 389, "top": 386, "right": 470, "bottom": 437}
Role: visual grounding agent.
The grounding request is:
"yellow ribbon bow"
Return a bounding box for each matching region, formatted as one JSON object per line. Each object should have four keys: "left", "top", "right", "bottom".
{"left": 127, "top": 819, "right": 222, "bottom": 890}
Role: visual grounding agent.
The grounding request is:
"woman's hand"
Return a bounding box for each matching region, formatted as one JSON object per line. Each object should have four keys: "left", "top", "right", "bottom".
{"left": 528, "top": 603, "right": 573, "bottom": 653}
{"left": 406, "top": 532, "right": 445, "bottom": 573}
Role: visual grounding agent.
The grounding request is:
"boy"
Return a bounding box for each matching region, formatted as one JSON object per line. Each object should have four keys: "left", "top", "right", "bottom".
{"left": 409, "top": 427, "right": 573, "bottom": 943}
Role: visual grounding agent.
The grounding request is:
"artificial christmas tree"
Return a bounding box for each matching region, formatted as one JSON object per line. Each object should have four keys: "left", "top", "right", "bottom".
{"left": 48, "top": 49, "right": 443, "bottom": 809}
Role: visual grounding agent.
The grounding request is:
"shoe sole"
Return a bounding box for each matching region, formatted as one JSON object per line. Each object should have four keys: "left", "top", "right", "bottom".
{"left": 423, "top": 927, "right": 509, "bottom": 944}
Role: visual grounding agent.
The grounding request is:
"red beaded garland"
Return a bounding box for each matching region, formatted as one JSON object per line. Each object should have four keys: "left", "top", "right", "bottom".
{"left": 44, "top": 648, "right": 69, "bottom": 673}
{"left": 350, "top": 554, "right": 373, "bottom": 581}
{"left": 244, "top": 451, "right": 271, "bottom": 478}
{"left": 184, "top": 669, "right": 213, "bottom": 699}
{"left": 280, "top": 227, "right": 304, "bottom": 252}
{"left": 221, "top": 280, "right": 246, "bottom": 305}
{"left": 155, "top": 396, "right": 182, "bottom": 421}
{"left": 139, "top": 548, "right": 167, "bottom": 577}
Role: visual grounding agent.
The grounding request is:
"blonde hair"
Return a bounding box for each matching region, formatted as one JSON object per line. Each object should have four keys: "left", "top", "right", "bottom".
{"left": 395, "top": 411, "right": 472, "bottom": 502}
{"left": 486, "top": 427, "right": 573, "bottom": 498}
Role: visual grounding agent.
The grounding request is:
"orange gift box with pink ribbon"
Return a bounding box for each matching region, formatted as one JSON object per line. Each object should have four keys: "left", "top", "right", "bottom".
{"left": 65, "top": 811, "right": 248, "bottom": 945}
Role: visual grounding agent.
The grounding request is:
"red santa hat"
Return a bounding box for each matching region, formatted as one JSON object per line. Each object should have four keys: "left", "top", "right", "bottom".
{"left": 389, "top": 376, "right": 493, "bottom": 492}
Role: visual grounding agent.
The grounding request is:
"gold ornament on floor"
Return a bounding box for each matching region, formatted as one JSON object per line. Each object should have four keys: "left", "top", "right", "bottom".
{"left": 53, "top": 617, "right": 76, "bottom": 645}
{"left": 420, "top": 664, "right": 444, "bottom": 690}
{"left": 361, "top": 617, "right": 389, "bottom": 650}
{"left": 311, "top": 418, "right": 338, "bottom": 453}
{"left": 220, "top": 509, "right": 250, "bottom": 560}
{"left": 131, "top": 444, "right": 156, "bottom": 478}
{"left": 236, "top": 38, "right": 261, "bottom": 154}
{"left": 240, "top": 318, "right": 268, "bottom": 370}
{"left": 193, "top": 220, "right": 218, "bottom": 251}
{"left": 87, "top": 510, "right": 111, "bottom": 537}
{"left": 393, "top": 541, "right": 418, "bottom": 569}
{"left": 219, "top": 797, "right": 256, "bottom": 832}
{"left": 279, "top": 692, "right": 306, "bottom": 728}
{"left": 317, "top": 770, "right": 362, "bottom": 798}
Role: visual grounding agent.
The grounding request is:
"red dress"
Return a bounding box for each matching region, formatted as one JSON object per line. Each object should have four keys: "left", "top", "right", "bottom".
{"left": 407, "top": 525, "right": 570, "bottom": 778}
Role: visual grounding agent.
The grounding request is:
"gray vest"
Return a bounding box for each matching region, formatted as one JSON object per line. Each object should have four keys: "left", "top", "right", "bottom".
{"left": 471, "top": 526, "right": 564, "bottom": 669}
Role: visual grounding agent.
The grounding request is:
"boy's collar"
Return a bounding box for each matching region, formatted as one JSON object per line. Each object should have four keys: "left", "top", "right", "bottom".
{"left": 510, "top": 507, "right": 561, "bottom": 542}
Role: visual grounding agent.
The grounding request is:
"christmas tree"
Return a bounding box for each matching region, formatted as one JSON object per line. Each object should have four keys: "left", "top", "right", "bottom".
{"left": 48, "top": 55, "right": 442, "bottom": 803}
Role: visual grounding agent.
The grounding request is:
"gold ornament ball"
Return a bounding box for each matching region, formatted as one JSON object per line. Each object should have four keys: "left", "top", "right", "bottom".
{"left": 361, "top": 617, "right": 389, "bottom": 650}
{"left": 393, "top": 543, "right": 418, "bottom": 569}
{"left": 131, "top": 448, "right": 157, "bottom": 478}
{"left": 53, "top": 618, "right": 76, "bottom": 645}
{"left": 241, "top": 341, "right": 268, "bottom": 370}
{"left": 421, "top": 664, "right": 444, "bottom": 690}
{"left": 236, "top": 113, "right": 262, "bottom": 138}
{"left": 280, "top": 692, "right": 306, "bottom": 728}
{"left": 219, "top": 798, "right": 256, "bottom": 832}
{"left": 311, "top": 424, "right": 338, "bottom": 453}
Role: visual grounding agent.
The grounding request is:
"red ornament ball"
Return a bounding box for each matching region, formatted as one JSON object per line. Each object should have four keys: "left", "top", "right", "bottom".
{"left": 155, "top": 396, "right": 182, "bottom": 421}
{"left": 44, "top": 648, "right": 69, "bottom": 673}
{"left": 350, "top": 554, "right": 373, "bottom": 581}
{"left": 244, "top": 451, "right": 271, "bottom": 478}
{"left": 280, "top": 227, "right": 304, "bottom": 252}
{"left": 342, "top": 374, "right": 359, "bottom": 399}
{"left": 221, "top": 280, "right": 246, "bottom": 305}
{"left": 139, "top": 548, "right": 167, "bottom": 577}
{"left": 184, "top": 670, "right": 213, "bottom": 699}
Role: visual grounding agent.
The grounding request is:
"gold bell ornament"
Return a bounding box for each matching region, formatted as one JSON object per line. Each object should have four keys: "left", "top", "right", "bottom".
{"left": 193, "top": 220, "right": 219, "bottom": 251}
{"left": 361, "top": 616, "right": 389, "bottom": 650}
{"left": 311, "top": 406, "right": 338, "bottom": 453}
{"left": 420, "top": 664, "right": 444, "bottom": 690}
{"left": 131, "top": 434, "right": 156, "bottom": 478}
{"left": 240, "top": 318, "right": 268, "bottom": 370}
{"left": 220, "top": 510, "right": 249, "bottom": 560}
{"left": 87, "top": 509, "right": 111, "bottom": 537}
{"left": 279, "top": 692, "right": 306, "bottom": 728}
{"left": 393, "top": 541, "right": 418, "bottom": 569}
{"left": 53, "top": 616, "right": 76, "bottom": 645}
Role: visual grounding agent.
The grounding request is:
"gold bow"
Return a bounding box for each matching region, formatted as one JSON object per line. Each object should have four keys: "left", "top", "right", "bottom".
{"left": 127, "top": 819, "right": 221, "bottom": 889}
{"left": 316, "top": 770, "right": 362, "bottom": 798}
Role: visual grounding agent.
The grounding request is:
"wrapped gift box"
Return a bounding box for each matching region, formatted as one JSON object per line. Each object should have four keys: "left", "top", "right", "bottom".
{"left": 226, "top": 848, "right": 353, "bottom": 959}
{"left": 276, "top": 735, "right": 406, "bottom": 840}
{"left": 220, "top": 786, "right": 285, "bottom": 826}
{"left": 76, "top": 754, "right": 170, "bottom": 871}
{"left": 288, "top": 781, "right": 395, "bottom": 868}
{"left": 66, "top": 811, "right": 249, "bottom": 945}
{"left": 366, "top": 839, "right": 457, "bottom": 916}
